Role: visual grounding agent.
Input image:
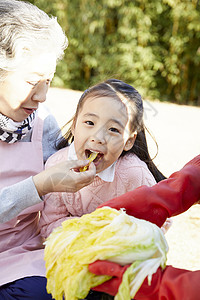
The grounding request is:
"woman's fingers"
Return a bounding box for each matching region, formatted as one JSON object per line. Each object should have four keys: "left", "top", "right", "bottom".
{"left": 33, "top": 160, "right": 96, "bottom": 196}
{"left": 69, "top": 159, "right": 90, "bottom": 170}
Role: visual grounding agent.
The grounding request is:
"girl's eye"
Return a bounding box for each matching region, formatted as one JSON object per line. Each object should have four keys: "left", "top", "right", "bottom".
{"left": 109, "top": 127, "right": 120, "bottom": 133}
{"left": 85, "top": 121, "right": 94, "bottom": 126}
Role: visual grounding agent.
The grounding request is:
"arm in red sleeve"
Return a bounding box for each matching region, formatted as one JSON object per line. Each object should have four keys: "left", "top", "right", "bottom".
{"left": 98, "top": 155, "right": 200, "bottom": 227}
{"left": 135, "top": 265, "right": 200, "bottom": 300}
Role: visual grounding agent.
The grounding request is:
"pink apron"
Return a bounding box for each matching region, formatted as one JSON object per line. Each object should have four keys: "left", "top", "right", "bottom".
{"left": 0, "top": 112, "right": 46, "bottom": 286}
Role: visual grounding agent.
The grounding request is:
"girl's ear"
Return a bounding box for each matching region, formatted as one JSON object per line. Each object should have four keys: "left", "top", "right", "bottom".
{"left": 71, "top": 120, "right": 76, "bottom": 135}
{"left": 123, "top": 133, "right": 137, "bottom": 151}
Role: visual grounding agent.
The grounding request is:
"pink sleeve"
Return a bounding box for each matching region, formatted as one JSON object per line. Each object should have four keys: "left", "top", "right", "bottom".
{"left": 39, "top": 148, "right": 72, "bottom": 238}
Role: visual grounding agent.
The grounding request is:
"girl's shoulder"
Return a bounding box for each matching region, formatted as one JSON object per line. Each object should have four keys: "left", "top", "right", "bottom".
{"left": 115, "top": 154, "right": 156, "bottom": 186}
{"left": 45, "top": 146, "right": 69, "bottom": 169}
{"left": 117, "top": 153, "right": 148, "bottom": 169}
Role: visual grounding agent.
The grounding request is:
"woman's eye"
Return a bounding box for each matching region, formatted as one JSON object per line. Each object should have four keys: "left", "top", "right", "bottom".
{"left": 109, "top": 127, "right": 120, "bottom": 133}
{"left": 26, "top": 81, "right": 39, "bottom": 87}
{"left": 26, "top": 79, "right": 51, "bottom": 87}
{"left": 46, "top": 79, "right": 51, "bottom": 85}
{"left": 85, "top": 121, "right": 94, "bottom": 126}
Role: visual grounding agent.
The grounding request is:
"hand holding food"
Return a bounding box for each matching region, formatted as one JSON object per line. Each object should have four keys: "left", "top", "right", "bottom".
{"left": 33, "top": 159, "right": 96, "bottom": 196}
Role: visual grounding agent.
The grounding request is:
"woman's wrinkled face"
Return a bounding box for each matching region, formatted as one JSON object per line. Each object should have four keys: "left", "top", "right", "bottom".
{"left": 0, "top": 53, "right": 57, "bottom": 121}
{"left": 72, "top": 96, "right": 136, "bottom": 174}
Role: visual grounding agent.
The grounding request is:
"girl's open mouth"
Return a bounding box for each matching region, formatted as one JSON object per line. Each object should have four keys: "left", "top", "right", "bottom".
{"left": 79, "top": 150, "right": 104, "bottom": 172}
{"left": 85, "top": 149, "right": 103, "bottom": 164}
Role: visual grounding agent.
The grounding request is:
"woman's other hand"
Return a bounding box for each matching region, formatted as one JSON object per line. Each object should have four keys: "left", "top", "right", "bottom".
{"left": 33, "top": 160, "right": 96, "bottom": 196}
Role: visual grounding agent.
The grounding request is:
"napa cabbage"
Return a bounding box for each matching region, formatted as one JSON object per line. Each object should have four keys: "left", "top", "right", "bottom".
{"left": 44, "top": 207, "right": 168, "bottom": 300}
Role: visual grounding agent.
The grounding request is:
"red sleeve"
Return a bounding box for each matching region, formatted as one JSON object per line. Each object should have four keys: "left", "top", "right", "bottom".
{"left": 135, "top": 266, "right": 200, "bottom": 300}
{"left": 98, "top": 155, "right": 200, "bottom": 227}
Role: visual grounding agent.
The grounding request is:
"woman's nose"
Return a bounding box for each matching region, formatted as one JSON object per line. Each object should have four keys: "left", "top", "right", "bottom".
{"left": 32, "top": 80, "right": 49, "bottom": 103}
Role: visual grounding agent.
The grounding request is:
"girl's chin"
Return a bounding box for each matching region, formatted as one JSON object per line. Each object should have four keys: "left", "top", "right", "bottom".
{"left": 95, "top": 164, "right": 106, "bottom": 174}
{"left": 93, "top": 160, "right": 103, "bottom": 170}
{"left": 93, "top": 164, "right": 101, "bottom": 173}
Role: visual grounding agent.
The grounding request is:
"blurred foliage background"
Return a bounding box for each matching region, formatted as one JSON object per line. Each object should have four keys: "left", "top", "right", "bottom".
{"left": 28, "top": 0, "right": 200, "bottom": 105}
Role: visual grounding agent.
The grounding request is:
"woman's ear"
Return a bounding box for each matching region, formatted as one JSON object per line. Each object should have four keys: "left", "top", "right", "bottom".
{"left": 124, "top": 133, "right": 137, "bottom": 151}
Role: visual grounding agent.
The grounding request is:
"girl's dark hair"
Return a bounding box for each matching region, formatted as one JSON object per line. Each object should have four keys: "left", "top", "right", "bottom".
{"left": 57, "top": 79, "right": 166, "bottom": 182}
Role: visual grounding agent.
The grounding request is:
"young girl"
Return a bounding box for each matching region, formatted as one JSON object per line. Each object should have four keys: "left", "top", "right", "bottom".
{"left": 40, "top": 78, "right": 166, "bottom": 300}
{"left": 40, "top": 79, "right": 165, "bottom": 236}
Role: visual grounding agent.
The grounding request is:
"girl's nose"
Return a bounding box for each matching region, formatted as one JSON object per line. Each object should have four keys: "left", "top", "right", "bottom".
{"left": 32, "top": 80, "right": 49, "bottom": 103}
{"left": 90, "top": 129, "right": 106, "bottom": 144}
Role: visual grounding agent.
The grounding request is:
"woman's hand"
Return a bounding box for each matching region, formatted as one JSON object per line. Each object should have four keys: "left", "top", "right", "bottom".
{"left": 33, "top": 160, "right": 96, "bottom": 196}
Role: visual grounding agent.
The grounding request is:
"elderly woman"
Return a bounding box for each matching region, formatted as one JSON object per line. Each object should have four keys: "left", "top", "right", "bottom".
{"left": 0, "top": 0, "right": 95, "bottom": 299}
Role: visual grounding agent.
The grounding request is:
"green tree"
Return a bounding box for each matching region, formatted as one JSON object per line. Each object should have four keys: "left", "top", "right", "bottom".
{"left": 28, "top": 0, "right": 200, "bottom": 105}
{"left": 160, "top": 0, "right": 200, "bottom": 104}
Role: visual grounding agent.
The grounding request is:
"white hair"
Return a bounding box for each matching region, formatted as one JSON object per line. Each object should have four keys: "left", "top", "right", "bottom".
{"left": 0, "top": 0, "right": 68, "bottom": 79}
